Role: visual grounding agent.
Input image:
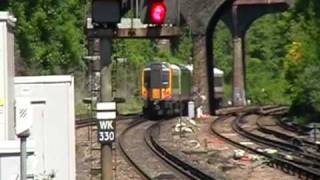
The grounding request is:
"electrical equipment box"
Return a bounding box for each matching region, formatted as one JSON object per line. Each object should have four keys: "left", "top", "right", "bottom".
{"left": 0, "top": 76, "right": 75, "bottom": 180}
{"left": 14, "top": 75, "right": 76, "bottom": 180}
{"left": 0, "top": 12, "right": 16, "bottom": 140}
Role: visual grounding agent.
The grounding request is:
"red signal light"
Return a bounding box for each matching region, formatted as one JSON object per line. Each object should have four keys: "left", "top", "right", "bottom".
{"left": 150, "top": 2, "right": 166, "bottom": 24}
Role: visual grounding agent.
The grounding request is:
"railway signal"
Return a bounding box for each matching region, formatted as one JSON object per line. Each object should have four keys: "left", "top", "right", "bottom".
{"left": 140, "top": 0, "right": 179, "bottom": 25}
{"left": 92, "top": 0, "right": 121, "bottom": 26}
{"left": 150, "top": 2, "right": 167, "bottom": 24}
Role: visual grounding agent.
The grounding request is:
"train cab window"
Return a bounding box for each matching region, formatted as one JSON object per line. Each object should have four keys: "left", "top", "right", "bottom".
{"left": 144, "top": 71, "right": 150, "bottom": 88}
{"left": 162, "top": 71, "right": 169, "bottom": 88}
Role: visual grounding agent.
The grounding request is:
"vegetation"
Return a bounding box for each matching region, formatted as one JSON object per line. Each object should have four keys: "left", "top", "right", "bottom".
{"left": 9, "top": 0, "right": 87, "bottom": 74}
{"left": 284, "top": 0, "right": 320, "bottom": 123}
{"left": 2, "top": 0, "right": 320, "bottom": 122}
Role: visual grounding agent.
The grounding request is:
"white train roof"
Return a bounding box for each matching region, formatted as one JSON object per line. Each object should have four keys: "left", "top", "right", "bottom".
{"left": 185, "top": 65, "right": 224, "bottom": 75}
{"left": 169, "top": 64, "right": 180, "bottom": 71}
{"left": 144, "top": 62, "right": 170, "bottom": 71}
{"left": 143, "top": 63, "right": 223, "bottom": 76}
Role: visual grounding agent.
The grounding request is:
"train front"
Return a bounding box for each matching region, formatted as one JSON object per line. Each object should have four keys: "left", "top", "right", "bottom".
{"left": 141, "top": 63, "right": 172, "bottom": 117}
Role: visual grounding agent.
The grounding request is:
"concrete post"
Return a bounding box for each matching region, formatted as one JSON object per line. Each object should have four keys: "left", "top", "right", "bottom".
{"left": 192, "top": 34, "right": 210, "bottom": 113}
{"left": 100, "top": 38, "right": 113, "bottom": 180}
{"left": 231, "top": 5, "right": 246, "bottom": 106}
{"left": 20, "top": 136, "right": 27, "bottom": 180}
{"left": 232, "top": 37, "right": 246, "bottom": 106}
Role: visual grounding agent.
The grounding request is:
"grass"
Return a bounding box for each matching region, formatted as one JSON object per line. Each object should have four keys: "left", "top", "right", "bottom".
{"left": 117, "top": 97, "right": 143, "bottom": 115}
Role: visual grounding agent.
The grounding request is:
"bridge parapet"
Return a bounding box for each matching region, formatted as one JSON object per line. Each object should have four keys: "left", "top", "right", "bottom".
{"left": 180, "top": 0, "right": 293, "bottom": 35}
{"left": 234, "top": 0, "right": 293, "bottom": 6}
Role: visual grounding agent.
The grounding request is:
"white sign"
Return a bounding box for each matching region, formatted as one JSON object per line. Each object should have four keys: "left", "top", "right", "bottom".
{"left": 117, "top": 18, "right": 147, "bottom": 29}
{"left": 96, "top": 102, "right": 116, "bottom": 111}
{"left": 15, "top": 97, "right": 32, "bottom": 136}
{"left": 98, "top": 120, "right": 116, "bottom": 144}
{"left": 96, "top": 102, "right": 117, "bottom": 144}
{"left": 97, "top": 112, "right": 116, "bottom": 120}
{"left": 99, "top": 120, "right": 114, "bottom": 130}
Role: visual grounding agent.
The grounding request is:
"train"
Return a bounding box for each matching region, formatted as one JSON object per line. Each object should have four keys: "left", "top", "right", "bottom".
{"left": 141, "top": 62, "right": 224, "bottom": 118}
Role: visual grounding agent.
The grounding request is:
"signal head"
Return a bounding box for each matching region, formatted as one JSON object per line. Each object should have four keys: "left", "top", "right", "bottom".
{"left": 150, "top": 2, "right": 167, "bottom": 25}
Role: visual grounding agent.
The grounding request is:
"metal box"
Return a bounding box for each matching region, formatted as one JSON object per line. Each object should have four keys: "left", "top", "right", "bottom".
{"left": 0, "top": 141, "right": 35, "bottom": 180}
{"left": 14, "top": 75, "right": 76, "bottom": 180}
{"left": 0, "top": 12, "right": 15, "bottom": 140}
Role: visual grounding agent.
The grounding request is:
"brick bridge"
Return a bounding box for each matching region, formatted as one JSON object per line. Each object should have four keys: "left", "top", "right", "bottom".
{"left": 180, "top": 0, "right": 293, "bottom": 114}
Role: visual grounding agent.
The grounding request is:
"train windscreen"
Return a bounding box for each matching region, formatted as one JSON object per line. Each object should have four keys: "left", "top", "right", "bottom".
{"left": 144, "top": 70, "right": 150, "bottom": 88}
{"left": 146, "top": 70, "right": 169, "bottom": 89}
{"left": 161, "top": 71, "right": 169, "bottom": 88}
{"left": 150, "top": 68, "right": 162, "bottom": 88}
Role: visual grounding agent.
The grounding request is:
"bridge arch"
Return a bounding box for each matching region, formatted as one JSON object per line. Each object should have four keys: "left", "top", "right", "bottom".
{"left": 205, "top": 0, "right": 236, "bottom": 114}
{"left": 180, "top": 0, "right": 236, "bottom": 114}
{"left": 181, "top": 0, "right": 293, "bottom": 114}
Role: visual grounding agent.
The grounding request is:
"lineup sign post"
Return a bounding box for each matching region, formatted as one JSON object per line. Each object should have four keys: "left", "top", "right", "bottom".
{"left": 96, "top": 102, "right": 116, "bottom": 144}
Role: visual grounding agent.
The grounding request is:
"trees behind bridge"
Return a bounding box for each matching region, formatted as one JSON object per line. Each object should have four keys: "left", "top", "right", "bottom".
{"left": 284, "top": 0, "right": 320, "bottom": 123}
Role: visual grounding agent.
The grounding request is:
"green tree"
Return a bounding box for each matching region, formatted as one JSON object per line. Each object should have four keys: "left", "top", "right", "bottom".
{"left": 10, "top": 0, "right": 86, "bottom": 74}
{"left": 174, "top": 27, "right": 193, "bottom": 64}
{"left": 245, "top": 13, "right": 291, "bottom": 105}
{"left": 284, "top": 0, "right": 320, "bottom": 123}
{"left": 214, "top": 21, "right": 233, "bottom": 84}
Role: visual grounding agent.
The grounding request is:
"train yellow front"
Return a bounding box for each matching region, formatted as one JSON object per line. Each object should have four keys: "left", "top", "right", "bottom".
{"left": 141, "top": 62, "right": 224, "bottom": 118}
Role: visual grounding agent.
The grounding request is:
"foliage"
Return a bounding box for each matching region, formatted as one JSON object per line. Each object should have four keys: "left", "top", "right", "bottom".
{"left": 247, "top": 13, "right": 291, "bottom": 74}
{"left": 288, "top": 66, "right": 320, "bottom": 122}
{"left": 113, "top": 26, "right": 192, "bottom": 66}
{"left": 113, "top": 39, "right": 155, "bottom": 66}
{"left": 214, "top": 21, "right": 233, "bottom": 84}
{"left": 174, "top": 27, "right": 193, "bottom": 64}
{"left": 284, "top": 0, "right": 320, "bottom": 123}
{"left": 117, "top": 97, "right": 144, "bottom": 114}
{"left": 246, "top": 58, "right": 290, "bottom": 105}
{"left": 245, "top": 13, "right": 291, "bottom": 105}
{"left": 9, "top": 0, "right": 86, "bottom": 74}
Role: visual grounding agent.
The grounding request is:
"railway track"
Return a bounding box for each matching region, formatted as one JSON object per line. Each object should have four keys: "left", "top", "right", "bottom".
{"left": 118, "top": 118, "right": 216, "bottom": 180}
{"left": 211, "top": 107, "right": 320, "bottom": 179}
{"left": 256, "top": 106, "right": 320, "bottom": 149}
{"left": 257, "top": 117, "right": 320, "bottom": 152}
{"left": 76, "top": 105, "right": 320, "bottom": 179}
{"left": 75, "top": 113, "right": 144, "bottom": 179}
{"left": 233, "top": 115, "right": 320, "bottom": 168}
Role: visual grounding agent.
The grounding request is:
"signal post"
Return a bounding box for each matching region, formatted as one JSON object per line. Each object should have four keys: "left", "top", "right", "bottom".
{"left": 91, "top": 1, "right": 121, "bottom": 180}
{"left": 89, "top": 0, "right": 179, "bottom": 179}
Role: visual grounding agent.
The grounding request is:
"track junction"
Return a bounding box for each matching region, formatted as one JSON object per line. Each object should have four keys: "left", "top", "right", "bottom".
{"left": 76, "top": 106, "right": 320, "bottom": 180}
